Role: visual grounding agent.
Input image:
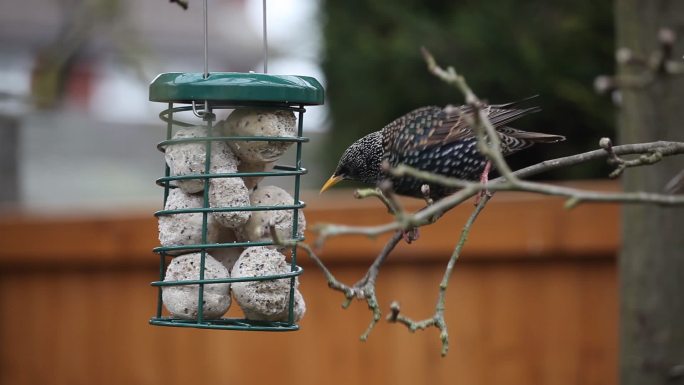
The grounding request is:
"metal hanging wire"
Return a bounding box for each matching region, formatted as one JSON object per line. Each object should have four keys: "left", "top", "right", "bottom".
{"left": 262, "top": 0, "right": 268, "bottom": 73}
{"left": 203, "top": 0, "right": 209, "bottom": 79}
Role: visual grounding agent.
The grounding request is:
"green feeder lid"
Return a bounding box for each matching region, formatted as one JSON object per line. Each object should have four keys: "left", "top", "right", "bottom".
{"left": 149, "top": 72, "right": 324, "bottom": 105}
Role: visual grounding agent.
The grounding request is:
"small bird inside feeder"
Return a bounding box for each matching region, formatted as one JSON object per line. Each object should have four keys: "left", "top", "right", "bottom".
{"left": 321, "top": 98, "right": 565, "bottom": 200}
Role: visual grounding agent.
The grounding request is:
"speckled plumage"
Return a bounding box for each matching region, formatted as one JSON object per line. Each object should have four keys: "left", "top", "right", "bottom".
{"left": 327, "top": 99, "right": 565, "bottom": 199}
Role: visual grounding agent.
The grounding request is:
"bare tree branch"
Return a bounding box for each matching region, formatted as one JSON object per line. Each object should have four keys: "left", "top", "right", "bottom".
{"left": 422, "top": 47, "right": 519, "bottom": 182}
{"left": 594, "top": 27, "right": 684, "bottom": 99}
{"left": 271, "top": 224, "right": 403, "bottom": 341}
{"left": 354, "top": 187, "right": 396, "bottom": 214}
{"left": 387, "top": 194, "right": 491, "bottom": 356}
{"left": 275, "top": 47, "right": 684, "bottom": 356}
{"left": 509, "top": 140, "right": 684, "bottom": 180}
{"left": 599, "top": 137, "right": 665, "bottom": 178}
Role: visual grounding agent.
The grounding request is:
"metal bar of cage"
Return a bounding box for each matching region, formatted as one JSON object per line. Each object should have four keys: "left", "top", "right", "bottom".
{"left": 151, "top": 266, "right": 303, "bottom": 287}
{"left": 196, "top": 103, "right": 214, "bottom": 324}
{"left": 287, "top": 106, "right": 305, "bottom": 324}
{"left": 152, "top": 238, "right": 306, "bottom": 255}
{"left": 154, "top": 167, "right": 308, "bottom": 186}
{"left": 155, "top": 102, "right": 175, "bottom": 320}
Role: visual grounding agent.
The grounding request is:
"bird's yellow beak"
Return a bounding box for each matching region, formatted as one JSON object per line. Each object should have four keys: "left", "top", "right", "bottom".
{"left": 320, "top": 175, "right": 344, "bottom": 194}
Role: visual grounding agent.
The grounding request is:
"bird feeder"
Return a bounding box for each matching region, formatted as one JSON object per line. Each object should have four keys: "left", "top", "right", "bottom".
{"left": 148, "top": 1, "right": 324, "bottom": 331}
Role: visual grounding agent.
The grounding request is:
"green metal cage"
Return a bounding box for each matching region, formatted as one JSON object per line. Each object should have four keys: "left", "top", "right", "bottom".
{"left": 148, "top": 72, "right": 324, "bottom": 331}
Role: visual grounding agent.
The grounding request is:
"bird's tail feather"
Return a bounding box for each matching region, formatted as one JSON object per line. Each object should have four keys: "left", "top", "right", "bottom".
{"left": 491, "top": 95, "right": 540, "bottom": 109}
{"left": 501, "top": 127, "right": 566, "bottom": 143}
{"left": 489, "top": 105, "right": 541, "bottom": 127}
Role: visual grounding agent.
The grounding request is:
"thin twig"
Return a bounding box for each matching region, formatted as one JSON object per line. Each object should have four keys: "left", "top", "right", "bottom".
{"left": 594, "top": 28, "right": 684, "bottom": 96}
{"left": 422, "top": 47, "right": 518, "bottom": 182}
{"left": 353, "top": 231, "right": 403, "bottom": 340}
{"left": 387, "top": 194, "right": 491, "bottom": 356}
{"left": 355, "top": 175, "right": 407, "bottom": 217}
{"left": 420, "top": 184, "right": 434, "bottom": 206}
{"left": 310, "top": 185, "right": 478, "bottom": 246}
{"left": 510, "top": 140, "right": 684, "bottom": 180}
{"left": 599, "top": 137, "right": 664, "bottom": 178}
{"left": 354, "top": 187, "right": 395, "bottom": 214}
{"left": 311, "top": 222, "right": 399, "bottom": 250}
{"left": 271, "top": 224, "right": 403, "bottom": 341}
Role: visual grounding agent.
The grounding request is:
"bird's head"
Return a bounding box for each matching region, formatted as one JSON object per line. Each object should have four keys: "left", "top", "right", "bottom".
{"left": 320, "top": 131, "right": 384, "bottom": 193}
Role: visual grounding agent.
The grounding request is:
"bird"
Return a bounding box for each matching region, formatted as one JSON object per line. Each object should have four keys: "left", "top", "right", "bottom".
{"left": 320, "top": 98, "right": 565, "bottom": 200}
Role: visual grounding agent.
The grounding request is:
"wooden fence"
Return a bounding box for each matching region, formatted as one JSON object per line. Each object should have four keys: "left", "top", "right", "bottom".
{"left": 0, "top": 181, "right": 619, "bottom": 385}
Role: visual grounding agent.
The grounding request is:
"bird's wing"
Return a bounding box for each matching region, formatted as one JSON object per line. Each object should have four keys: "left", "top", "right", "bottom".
{"left": 382, "top": 106, "right": 456, "bottom": 154}
{"left": 384, "top": 101, "right": 541, "bottom": 155}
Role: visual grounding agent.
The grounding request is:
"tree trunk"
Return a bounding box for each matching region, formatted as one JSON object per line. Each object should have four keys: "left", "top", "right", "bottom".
{"left": 616, "top": 1, "right": 684, "bottom": 384}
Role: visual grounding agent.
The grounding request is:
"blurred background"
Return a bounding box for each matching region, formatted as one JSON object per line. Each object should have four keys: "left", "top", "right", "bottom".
{"left": 0, "top": 0, "right": 621, "bottom": 384}
{"left": 0, "top": 0, "right": 615, "bottom": 210}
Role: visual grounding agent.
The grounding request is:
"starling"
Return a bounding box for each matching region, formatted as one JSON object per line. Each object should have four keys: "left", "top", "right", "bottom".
{"left": 320, "top": 98, "right": 565, "bottom": 200}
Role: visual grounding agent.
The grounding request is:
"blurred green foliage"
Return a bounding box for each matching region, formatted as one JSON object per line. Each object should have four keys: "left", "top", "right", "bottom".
{"left": 321, "top": 0, "right": 615, "bottom": 179}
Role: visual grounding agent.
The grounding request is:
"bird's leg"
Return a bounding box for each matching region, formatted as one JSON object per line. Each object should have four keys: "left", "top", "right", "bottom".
{"left": 475, "top": 160, "right": 493, "bottom": 205}
{"left": 480, "top": 160, "right": 492, "bottom": 185}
